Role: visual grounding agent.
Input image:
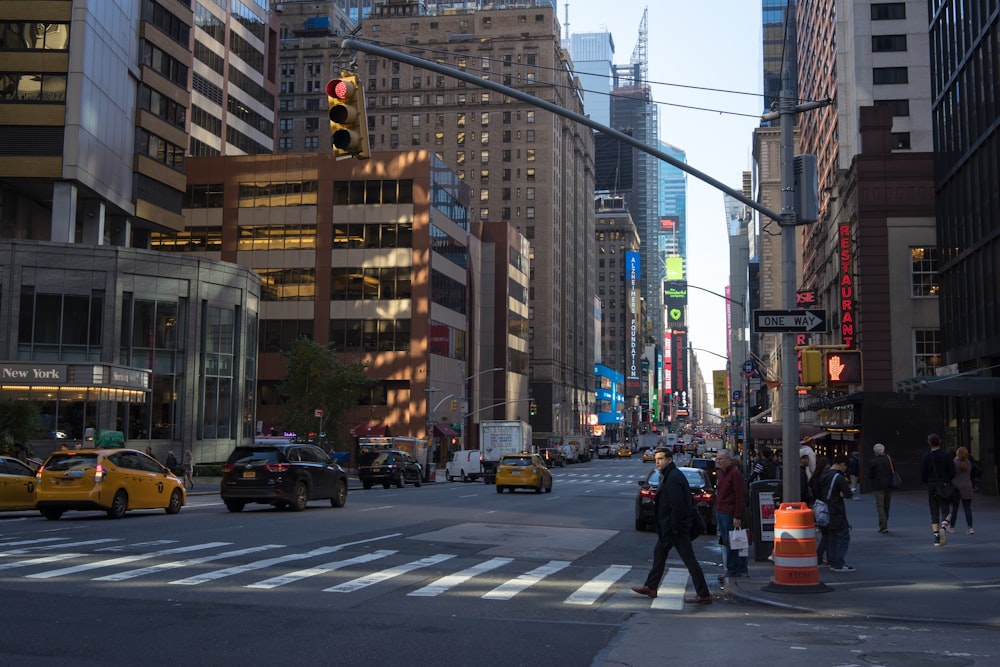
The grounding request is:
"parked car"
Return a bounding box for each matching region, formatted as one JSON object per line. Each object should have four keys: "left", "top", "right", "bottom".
{"left": 34, "top": 448, "right": 185, "bottom": 520}
{"left": 495, "top": 453, "right": 552, "bottom": 494}
{"left": 220, "top": 441, "right": 348, "bottom": 512}
{"left": 537, "top": 447, "right": 566, "bottom": 468}
{"left": 634, "top": 466, "right": 717, "bottom": 535}
{"left": 689, "top": 457, "right": 719, "bottom": 486}
{"left": 597, "top": 445, "right": 614, "bottom": 459}
{"left": 445, "top": 449, "right": 482, "bottom": 482}
{"left": 357, "top": 449, "right": 423, "bottom": 489}
{"left": 0, "top": 455, "right": 39, "bottom": 511}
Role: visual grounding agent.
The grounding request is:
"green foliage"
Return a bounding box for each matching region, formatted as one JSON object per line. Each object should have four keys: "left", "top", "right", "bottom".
{"left": 279, "top": 338, "right": 375, "bottom": 450}
{"left": 0, "top": 401, "right": 41, "bottom": 455}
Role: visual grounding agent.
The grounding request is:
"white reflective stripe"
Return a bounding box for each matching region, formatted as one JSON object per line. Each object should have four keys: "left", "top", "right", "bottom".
{"left": 773, "top": 527, "right": 817, "bottom": 539}
{"left": 773, "top": 554, "right": 818, "bottom": 568}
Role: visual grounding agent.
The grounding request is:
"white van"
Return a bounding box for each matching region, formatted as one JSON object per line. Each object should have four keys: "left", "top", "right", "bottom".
{"left": 445, "top": 450, "right": 482, "bottom": 482}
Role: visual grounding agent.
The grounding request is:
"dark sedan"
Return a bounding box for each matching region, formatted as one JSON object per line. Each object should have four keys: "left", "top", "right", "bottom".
{"left": 220, "top": 441, "right": 348, "bottom": 512}
{"left": 634, "top": 466, "right": 717, "bottom": 535}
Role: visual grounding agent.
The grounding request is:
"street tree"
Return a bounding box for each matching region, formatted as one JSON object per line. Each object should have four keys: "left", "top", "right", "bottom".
{"left": 0, "top": 400, "right": 41, "bottom": 456}
{"left": 280, "top": 338, "right": 375, "bottom": 450}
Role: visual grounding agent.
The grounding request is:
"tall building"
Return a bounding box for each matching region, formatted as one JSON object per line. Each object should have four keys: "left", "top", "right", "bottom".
{"left": 567, "top": 31, "right": 614, "bottom": 128}
{"left": 926, "top": 0, "right": 999, "bottom": 491}
{"left": 761, "top": 0, "right": 791, "bottom": 120}
{"left": 353, "top": 1, "right": 596, "bottom": 443}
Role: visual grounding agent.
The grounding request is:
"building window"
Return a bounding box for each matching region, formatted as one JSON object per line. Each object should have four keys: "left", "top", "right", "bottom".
{"left": 304, "top": 136, "right": 318, "bottom": 150}
{"left": 305, "top": 117, "right": 319, "bottom": 131}
{"left": 871, "top": 3, "right": 906, "bottom": 20}
{"left": 890, "top": 132, "right": 911, "bottom": 149}
{"left": 874, "top": 99, "right": 910, "bottom": 116}
{"left": 526, "top": 129, "right": 535, "bottom": 142}
{"left": 526, "top": 207, "right": 535, "bottom": 219}
{"left": 480, "top": 150, "right": 489, "bottom": 164}
{"left": 526, "top": 168, "right": 535, "bottom": 181}
{"left": 872, "top": 34, "right": 907, "bottom": 52}
{"left": 914, "top": 330, "right": 941, "bottom": 376}
{"left": 526, "top": 187, "right": 535, "bottom": 200}
{"left": 481, "top": 131, "right": 489, "bottom": 145}
{"left": 911, "top": 247, "right": 939, "bottom": 297}
{"left": 873, "top": 67, "right": 908, "bottom": 84}
{"left": 278, "top": 137, "right": 293, "bottom": 150}
{"left": 526, "top": 110, "right": 535, "bottom": 124}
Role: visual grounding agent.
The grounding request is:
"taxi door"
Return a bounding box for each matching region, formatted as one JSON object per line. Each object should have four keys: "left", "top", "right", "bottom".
{"left": 109, "top": 452, "right": 155, "bottom": 508}
{"left": 0, "top": 458, "right": 37, "bottom": 510}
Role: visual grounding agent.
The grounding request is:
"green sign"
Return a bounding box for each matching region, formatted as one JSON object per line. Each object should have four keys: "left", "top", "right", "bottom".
{"left": 95, "top": 430, "right": 125, "bottom": 447}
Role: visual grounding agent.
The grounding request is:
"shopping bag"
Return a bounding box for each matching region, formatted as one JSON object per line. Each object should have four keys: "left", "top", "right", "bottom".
{"left": 729, "top": 528, "right": 750, "bottom": 550}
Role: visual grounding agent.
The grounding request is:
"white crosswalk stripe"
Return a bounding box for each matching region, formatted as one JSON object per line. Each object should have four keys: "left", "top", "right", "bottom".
{"left": 481, "top": 559, "right": 571, "bottom": 600}
{"left": 0, "top": 537, "right": 693, "bottom": 611}
{"left": 324, "top": 553, "right": 455, "bottom": 593}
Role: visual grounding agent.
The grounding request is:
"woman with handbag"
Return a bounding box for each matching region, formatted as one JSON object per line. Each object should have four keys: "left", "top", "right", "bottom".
{"left": 947, "top": 447, "right": 975, "bottom": 534}
{"left": 920, "top": 433, "right": 956, "bottom": 546}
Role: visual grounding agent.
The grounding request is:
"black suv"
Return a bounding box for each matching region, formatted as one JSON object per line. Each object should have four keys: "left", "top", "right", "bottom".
{"left": 221, "top": 441, "right": 348, "bottom": 512}
{"left": 357, "top": 449, "right": 423, "bottom": 489}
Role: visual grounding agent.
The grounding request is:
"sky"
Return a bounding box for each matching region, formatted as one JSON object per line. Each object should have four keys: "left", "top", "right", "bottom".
{"left": 560, "top": 1, "right": 765, "bottom": 387}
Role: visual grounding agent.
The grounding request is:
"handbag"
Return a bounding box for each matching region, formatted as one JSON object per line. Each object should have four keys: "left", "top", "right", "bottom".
{"left": 935, "top": 480, "right": 957, "bottom": 501}
{"left": 888, "top": 456, "right": 902, "bottom": 489}
{"left": 729, "top": 528, "right": 750, "bottom": 550}
{"left": 812, "top": 475, "right": 837, "bottom": 528}
{"left": 689, "top": 510, "right": 707, "bottom": 540}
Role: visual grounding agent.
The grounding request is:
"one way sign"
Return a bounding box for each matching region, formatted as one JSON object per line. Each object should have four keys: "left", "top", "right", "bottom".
{"left": 752, "top": 309, "right": 829, "bottom": 333}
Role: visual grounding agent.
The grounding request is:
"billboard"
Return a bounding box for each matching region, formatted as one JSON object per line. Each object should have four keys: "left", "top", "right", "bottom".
{"left": 626, "top": 251, "right": 641, "bottom": 395}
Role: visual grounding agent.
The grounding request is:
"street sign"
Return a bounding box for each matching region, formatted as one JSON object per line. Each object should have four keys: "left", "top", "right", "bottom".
{"left": 752, "top": 309, "right": 828, "bottom": 333}
{"left": 742, "top": 359, "right": 756, "bottom": 374}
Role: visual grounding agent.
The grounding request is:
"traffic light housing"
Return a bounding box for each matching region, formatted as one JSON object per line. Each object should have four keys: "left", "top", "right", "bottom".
{"left": 529, "top": 401, "right": 537, "bottom": 416}
{"left": 825, "top": 349, "right": 863, "bottom": 385}
{"left": 326, "top": 73, "right": 370, "bottom": 159}
{"left": 800, "top": 348, "right": 823, "bottom": 386}
{"left": 450, "top": 399, "right": 457, "bottom": 412}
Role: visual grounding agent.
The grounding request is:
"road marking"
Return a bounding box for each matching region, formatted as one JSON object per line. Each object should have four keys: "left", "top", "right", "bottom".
{"left": 650, "top": 569, "right": 690, "bottom": 611}
{"left": 0, "top": 537, "right": 68, "bottom": 550}
{"left": 564, "top": 564, "right": 632, "bottom": 605}
{"left": 1, "top": 538, "right": 119, "bottom": 555}
{"left": 26, "top": 542, "right": 231, "bottom": 579}
{"left": 247, "top": 550, "right": 395, "bottom": 589}
{"left": 408, "top": 557, "right": 513, "bottom": 597}
{"left": 169, "top": 534, "right": 400, "bottom": 586}
{"left": 0, "top": 553, "right": 84, "bottom": 571}
{"left": 482, "top": 560, "right": 571, "bottom": 600}
{"left": 324, "top": 553, "right": 455, "bottom": 593}
{"left": 359, "top": 505, "right": 394, "bottom": 512}
{"left": 95, "top": 544, "right": 286, "bottom": 582}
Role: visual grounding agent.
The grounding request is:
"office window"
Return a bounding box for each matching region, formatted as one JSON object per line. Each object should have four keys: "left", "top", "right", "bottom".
{"left": 874, "top": 99, "right": 910, "bottom": 116}
{"left": 526, "top": 187, "right": 535, "bottom": 200}
{"left": 871, "top": 3, "right": 905, "bottom": 20}
{"left": 481, "top": 131, "right": 489, "bottom": 145}
{"left": 526, "top": 110, "right": 535, "bottom": 124}
{"left": 911, "top": 247, "right": 939, "bottom": 296}
{"left": 278, "top": 137, "right": 293, "bottom": 150}
{"left": 872, "top": 34, "right": 907, "bottom": 52}
{"left": 481, "top": 150, "right": 489, "bottom": 164}
{"left": 873, "top": 67, "right": 908, "bottom": 84}
{"left": 891, "top": 132, "right": 911, "bottom": 149}
{"left": 914, "top": 330, "right": 941, "bottom": 375}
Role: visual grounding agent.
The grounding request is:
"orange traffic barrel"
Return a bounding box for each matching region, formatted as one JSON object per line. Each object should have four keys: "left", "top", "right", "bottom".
{"left": 762, "top": 502, "right": 831, "bottom": 594}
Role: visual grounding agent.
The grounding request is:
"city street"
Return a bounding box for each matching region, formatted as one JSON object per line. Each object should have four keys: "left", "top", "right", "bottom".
{"left": 2, "top": 456, "right": 998, "bottom": 666}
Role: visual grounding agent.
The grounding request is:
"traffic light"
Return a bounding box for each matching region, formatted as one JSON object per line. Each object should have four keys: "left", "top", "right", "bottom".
{"left": 825, "top": 350, "right": 863, "bottom": 385}
{"left": 326, "top": 73, "right": 370, "bottom": 159}
{"left": 450, "top": 399, "right": 457, "bottom": 412}
{"left": 529, "top": 401, "right": 537, "bottom": 416}
{"left": 800, "top": 348, "right": 823, "bottom": 386}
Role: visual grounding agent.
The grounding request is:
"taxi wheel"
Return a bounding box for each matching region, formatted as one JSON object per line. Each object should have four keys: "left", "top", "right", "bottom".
{"left": 165, "top": 488, "right": 183, "bottom": 514}
{"left": 535, "top": 480, "right": 543, "bottom": 494}
{"left": 330, "top": 480, "right": 347, "bottom": 508}
{"left": 40, "top": 508, "right": 63, "bottom": 521}
{"left": 291, "top": 482, "right": 308, "bottom": 511}
{"left": 107, "top": 490, "right": 128, "bottom": 519}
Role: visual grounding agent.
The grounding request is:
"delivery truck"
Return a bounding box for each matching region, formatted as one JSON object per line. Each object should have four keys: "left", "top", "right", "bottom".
{"left": 479, "top": 420, "right": 532, "bottom": 484}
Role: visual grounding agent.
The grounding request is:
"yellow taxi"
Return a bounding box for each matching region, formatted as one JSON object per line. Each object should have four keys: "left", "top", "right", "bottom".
{"left": 617, "top": 444, "right": 633, "bottom": 458}
{"left": 35, "top": 448, "right": 186, "bottom": 520}
{"left": 495, "top": 452, "right": 552, "bottom": 494}
{"left": 641, "top": 448, "right": 657, "bottom": 463}
{"left": 0, "top": 455, "right": 38, "bottom": 511}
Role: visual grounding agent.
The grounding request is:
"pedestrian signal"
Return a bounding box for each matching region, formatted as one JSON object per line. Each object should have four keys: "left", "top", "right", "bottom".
{"left": 825, "top": 350, "right": 862, "bottom": 385}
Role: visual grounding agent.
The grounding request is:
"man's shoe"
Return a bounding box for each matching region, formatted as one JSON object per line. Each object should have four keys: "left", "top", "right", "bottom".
{"left": 879, "top": 528, "right": 889, "bottom": 534}
{"left": 938, "top": 528, "right": 947, "bottom": 546}
{"left": 630, "top": 585, "right": 657, "bottom": 598}
{"left": 967, "top": 528, "right": 975, "bottom": 535}
{"left": 830, "top": 564, "right": 855, "bottom": 573}
{"left": 684, "top": 595, "right": 713, "bottom": 604}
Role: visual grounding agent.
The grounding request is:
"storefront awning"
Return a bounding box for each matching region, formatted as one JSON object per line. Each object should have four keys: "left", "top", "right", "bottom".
{"left": 351, "top": 423, "right": 388, "bottom": 437}
{"left": 433, "top": 423, "right": 458, "bottom": 437}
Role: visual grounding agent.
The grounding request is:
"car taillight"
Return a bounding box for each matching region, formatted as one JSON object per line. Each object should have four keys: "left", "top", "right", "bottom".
{"left": 221, "top": 464, "right": 234, "bottom": 473}
{"left": 640, "top": 488, "right": 656, "bottom": 500}
{"left": 94, "top": 464, "right": 105, "bottom": 483}
{"left": 264, "top": 463, "right": 290, "bottom": 472}
{"left": 693, "top": 491, "right": 713, "bottom": 503}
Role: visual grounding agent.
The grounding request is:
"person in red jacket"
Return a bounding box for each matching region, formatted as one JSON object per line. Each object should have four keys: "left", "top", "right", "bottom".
{"left": 715, "top": 448, "right": 749, "bottom": 579}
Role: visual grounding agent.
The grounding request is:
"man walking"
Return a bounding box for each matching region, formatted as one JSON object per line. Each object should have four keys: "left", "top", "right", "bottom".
{"left": 820, "top": 454, "right": 854, "bottom": 572}
{"left": 920, "top": 433, "right": 956, "bottom": 546}
{"left": 631, "top": 448, "right": 712, "bottom": 604}
{"left": 868, "top": 443, "right": 894, "bottom": 533}
{"left": 714, "top": 449, "right": 749, "bottom": 579}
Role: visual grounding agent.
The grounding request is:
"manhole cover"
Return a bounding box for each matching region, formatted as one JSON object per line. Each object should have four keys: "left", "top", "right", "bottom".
{"left": 862, "top": 651, "right": 975, "bottom": 666}
{"left": 762, "top": 632, "right": 863, "bottom": 646}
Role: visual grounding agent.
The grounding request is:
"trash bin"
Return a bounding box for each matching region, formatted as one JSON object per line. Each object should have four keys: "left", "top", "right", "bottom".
{"left": 426, "top": 462, "right": 437, "bottom": 483}
{"left": 748, "top": 479, "right": 782, "bottom": 562}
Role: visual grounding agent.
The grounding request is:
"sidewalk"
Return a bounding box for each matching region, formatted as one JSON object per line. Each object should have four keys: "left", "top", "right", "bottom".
{"left": 728, "top": 489, "right": 1000, "bottom": 627}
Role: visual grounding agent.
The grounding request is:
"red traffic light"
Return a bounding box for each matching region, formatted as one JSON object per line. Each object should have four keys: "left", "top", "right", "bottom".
{"left": 325, "top": 78, "right": 353, "bottom": 100}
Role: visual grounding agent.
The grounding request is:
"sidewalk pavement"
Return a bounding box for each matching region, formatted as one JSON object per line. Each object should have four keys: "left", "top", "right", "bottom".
{"left": 727, "top": 489, "right": 1000, "bottom": 627}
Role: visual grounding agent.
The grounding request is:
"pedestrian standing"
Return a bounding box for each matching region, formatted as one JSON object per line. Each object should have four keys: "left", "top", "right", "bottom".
{"left": 947, "top": 446, "right": 975, "bottom": 534}
{"left": 822, "top": 454, "right": 855, "bottom": 572}
{"left": 182, "top": 449, "right": 194, "bottom": 491}
{"left": 799, "top": 447, "right": 815, "bottom": 504}
{"left": 920, "top": 433, "right": 956, "bottom": 546}
{"left": 867, "top": 443, "right": 894, "bottom": 534}
{"left": 748, "top": 446, "right": 778, "bottom": 483}
{"left": 165, "top": 450, "right": 178, "bottom": 474}
{"left": 631, "top": 448, "right": 712, "bottom": 605}
{"left": 810, "top": 456, "right": 832, "bottom": 566}
{"left": 714, "top": 448, "right": 749, "bottom": 580}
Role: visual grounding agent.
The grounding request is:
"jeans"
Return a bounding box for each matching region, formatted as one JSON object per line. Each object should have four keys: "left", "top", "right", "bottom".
{"left": 716, "top": 511, "right": 749, "bottom": 575}
{"left": 828, "top": 524, "right": 851, "bottom": 568}
{"left": 873, "top": 489, "right": 892, "bottom": 531}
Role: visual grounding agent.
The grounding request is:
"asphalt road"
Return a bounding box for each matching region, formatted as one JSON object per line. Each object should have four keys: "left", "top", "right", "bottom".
{"left": 3, "top": 456, "right": 998, "bottom": 666}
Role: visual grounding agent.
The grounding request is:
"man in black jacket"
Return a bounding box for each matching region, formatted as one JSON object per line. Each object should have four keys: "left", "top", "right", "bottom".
{"left": 631, "top": 448, "right": 712, "bottom": 604}
{"left": 920, "top": 433, "right": 956, "bottom": 546}
{"left": 867, "top": 443, "right": 894, "bottom": 534}
{"left": 821, "top": 455, "right": 855, "bottom": 572}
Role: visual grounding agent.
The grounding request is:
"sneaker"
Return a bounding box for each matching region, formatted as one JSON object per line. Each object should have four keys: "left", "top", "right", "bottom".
{"left": 938, "top": 528, "right": 947, "bottom": 546}
{"left": 830, "top": 564, "right": 855, "bottom": 573}
{"left": 967, "top": 528, "right": 975, "bottom": 535}
{"left": 879, "top": 528, "right": 889, "bottom": 534}
{"left": 934, "top": 532, "right": 942, "bottom": 546}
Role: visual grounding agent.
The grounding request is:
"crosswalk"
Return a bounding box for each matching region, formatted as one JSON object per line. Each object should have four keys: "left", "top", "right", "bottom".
{"left": 0, "top": 535, "right": 703, "bottom": 610}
